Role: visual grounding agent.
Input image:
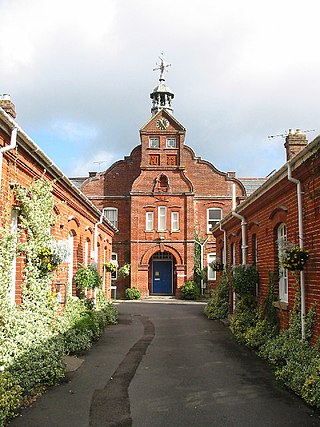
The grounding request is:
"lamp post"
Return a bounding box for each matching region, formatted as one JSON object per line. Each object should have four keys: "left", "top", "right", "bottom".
{"left": 194, "top": 237, "right": 209, "bottom": 295}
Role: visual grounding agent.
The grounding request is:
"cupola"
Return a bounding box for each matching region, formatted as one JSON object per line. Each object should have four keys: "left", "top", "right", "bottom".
{"left": 150, "top": 56, "right": 174, "bottom": 116}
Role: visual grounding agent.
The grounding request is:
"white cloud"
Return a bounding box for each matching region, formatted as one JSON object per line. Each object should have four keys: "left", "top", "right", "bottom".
{"left": 0, "top": 0, "right": 319, "bottom": 179}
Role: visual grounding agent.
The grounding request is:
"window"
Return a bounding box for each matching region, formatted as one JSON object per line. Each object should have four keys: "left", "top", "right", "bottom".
{"left": 111, "top": 253, "right": 118, "bottom": 280}
{"left": 146, "top": 211, "right": 154, "bottom": 231}
{"left": 149, "top": 137, "right": 160, "bottom": 148}
{"left": 207, "top": 208, "right": 222, "bottom": 233}
{"left": 207, "top": 253, "right": 216, "bottom": 281}
{"left": 171, "top": 211, "right": 179, "bottom": 231}
{"left": 277, "top": 223, "right": 288, "bottom": 303}
{"left": 158, "top": 206, "right": 167, "bottom": 231}
{"left": 166, "top": 138, "right": 176, "bottom": 148}
{"left": 103, "top": 207, "right": 118, "bottom": 229}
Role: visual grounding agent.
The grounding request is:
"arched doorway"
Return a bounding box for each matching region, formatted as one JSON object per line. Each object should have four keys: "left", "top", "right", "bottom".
{"left": 150, "top": 251, "right": 174, "bottom": 295}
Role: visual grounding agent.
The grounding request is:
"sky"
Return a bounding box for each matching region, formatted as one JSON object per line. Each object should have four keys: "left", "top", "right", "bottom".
{"left": 0, "top": 0, "right": 319, "bottom": 179}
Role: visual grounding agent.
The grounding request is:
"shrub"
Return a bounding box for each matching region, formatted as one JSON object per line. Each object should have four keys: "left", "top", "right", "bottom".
{"left": 0, "top": 372, "right": 22, "bottom": 426}
{"left": 204, "top": 272, "right": 229, "bottom": 319}
{"left": 230, "top": 296, "right": 258, "bottom": 344}
{"left": 125, "top": 287, "right": 141, "bottom": 300}
{"left": 232, "top": 264, "right": 259, "bottom": 297}
{"left": 180, "top": 281, "right": 200, "bottom": 300}
{"left": 96, "top": 289, "right": 118, "bottom": 325}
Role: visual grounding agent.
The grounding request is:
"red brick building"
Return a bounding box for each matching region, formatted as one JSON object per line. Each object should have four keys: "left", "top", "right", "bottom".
{"left": 213, "top": 130, "right": 320, "bottom": 342}
{"left": 0, "top": 95, "right": 116, "bottom": 305}
{"left": 79, "top": 61, "right": 248, "bottom": 298}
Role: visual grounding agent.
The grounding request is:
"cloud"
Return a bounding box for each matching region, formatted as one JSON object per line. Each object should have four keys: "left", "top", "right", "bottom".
{"left": 0, "top": 0, "right": 319, "bottom": 179}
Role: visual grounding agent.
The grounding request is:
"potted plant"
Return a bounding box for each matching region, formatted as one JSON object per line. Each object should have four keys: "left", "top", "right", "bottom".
{"left": 74, "top": 264, "right": 102, "bottom": 291}
{"left": 280, "top": 245, "right": 309, "bottom": 271}
{"left": 118, "top": 263, "right": 130, "bottom": 278}
{"left": 210, "top": 258, "right": 224, "bottom": 272}
{"left": 104, "top": 262, "right": 117, "bottom": 274}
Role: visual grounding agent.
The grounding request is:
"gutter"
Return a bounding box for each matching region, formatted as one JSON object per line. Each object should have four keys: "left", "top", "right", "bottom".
{"left": 0, "top": 127, "right": 17, "bottom": 188}
{"left": 287, "top": 162, "right": 305, "bottom": 340}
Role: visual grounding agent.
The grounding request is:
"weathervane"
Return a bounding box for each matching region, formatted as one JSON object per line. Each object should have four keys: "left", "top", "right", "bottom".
{"left": 153, "top": 53, "right": 171, "bottom": 81}
{"left": 268, "top": 129, "right": 315, "bottom": 139}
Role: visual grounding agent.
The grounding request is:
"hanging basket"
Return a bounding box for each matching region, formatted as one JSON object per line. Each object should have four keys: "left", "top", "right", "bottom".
{"left": 280, "top": 246, "right": 309, "bottom": 271}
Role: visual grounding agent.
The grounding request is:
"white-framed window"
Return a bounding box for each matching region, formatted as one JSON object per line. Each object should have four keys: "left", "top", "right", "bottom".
{"left": 277, "top": 223, "right": 288, "bottom": 303}
{"left": 207, "top": 208, "right": 222, "bottom": 233}
{"left": 146, "top": 211, "right": 154, "bottom": 231}
{"left": 207, "top": 253, "right": 216, "bottom": 281}
{"left": 111, "top": 252, "right": 118, "bottom": 280}
{"left": 158, "top": 206, "right": 167, "bottom": 231}
{"left": 10, "top": 208, "right": 19, "bottom": 305}
{"left": 149, "top": 137, "right": 160, "bottom": 148}
{"left": 68, "top": 231, "right": 74, "bottom": 295}
{"left": 103, "top": 207, "right": 118, "bottom": 229}
{"left": 166, "top": 138, "right": 176, "bottom": 148}
{"left": 171, "top": 211, "right": 179, "bottom": 231}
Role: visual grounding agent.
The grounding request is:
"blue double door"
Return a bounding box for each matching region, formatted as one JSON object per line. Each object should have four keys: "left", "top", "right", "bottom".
{"left": 152, "top": 260, "right": 173, "bottom": 294}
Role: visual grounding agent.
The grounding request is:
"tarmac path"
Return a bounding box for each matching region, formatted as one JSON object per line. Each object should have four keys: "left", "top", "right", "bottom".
{"left": 10, "top": 300, "right": 320, "bottom": 426}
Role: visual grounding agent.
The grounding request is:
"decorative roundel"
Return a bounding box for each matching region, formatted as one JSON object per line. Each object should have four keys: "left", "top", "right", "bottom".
{"left": 156, "top": 118, "right": 169, "bottom": 130}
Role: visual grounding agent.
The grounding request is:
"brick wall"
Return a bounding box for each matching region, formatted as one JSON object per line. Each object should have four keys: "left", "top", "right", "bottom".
{"left": 214, "top": 137, "right": 320, "bottom": 343}
{"left": 81, "top": 109, "right": 246, "bottom": 298}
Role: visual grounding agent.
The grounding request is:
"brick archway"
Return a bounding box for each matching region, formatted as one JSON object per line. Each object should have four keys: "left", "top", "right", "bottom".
{"left": 140, "top": 244, "right": 183, "bottom": 266}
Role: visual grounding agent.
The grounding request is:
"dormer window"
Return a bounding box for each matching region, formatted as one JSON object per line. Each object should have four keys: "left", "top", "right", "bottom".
{"left": 166, "top": 138, "right": 176, "bottom": 148}
{"left": 149, "top": 137, "right": 160, "bottom": 148}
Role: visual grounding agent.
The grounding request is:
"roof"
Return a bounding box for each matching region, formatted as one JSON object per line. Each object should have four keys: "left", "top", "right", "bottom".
{"left": 69, "top": 177, "right": 87, "bottom": 190}
{"left": 238, "top": 178, "right": 268, "bottom": 196}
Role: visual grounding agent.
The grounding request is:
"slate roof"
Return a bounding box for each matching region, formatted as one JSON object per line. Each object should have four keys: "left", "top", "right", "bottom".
{"left": 238, "top": 178, "right": 268, "bottom": 196}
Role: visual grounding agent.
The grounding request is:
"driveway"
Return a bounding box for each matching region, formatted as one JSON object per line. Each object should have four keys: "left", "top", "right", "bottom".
{"left": 10, "top": 300, "right": 320, "bottom": 426}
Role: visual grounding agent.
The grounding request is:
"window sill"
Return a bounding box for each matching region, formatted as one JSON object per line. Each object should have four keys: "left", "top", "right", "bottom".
{"left": 171, "top": 230, "right": 180, "bottom": 233}
{"left": 273, "top": 301, "right": 289, "bottom": 310}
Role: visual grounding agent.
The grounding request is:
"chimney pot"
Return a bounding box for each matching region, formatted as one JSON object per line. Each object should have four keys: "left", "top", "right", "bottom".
{"left": 0, "top": 94, "right": 17, "bottom": 118}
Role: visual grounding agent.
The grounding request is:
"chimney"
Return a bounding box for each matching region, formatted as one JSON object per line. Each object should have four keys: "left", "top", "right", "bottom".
{"left": 0, "top": 94, "right": 16, "bottom": 119}
{"left": 284, "top": 129, "right": 308, "bottom": 161}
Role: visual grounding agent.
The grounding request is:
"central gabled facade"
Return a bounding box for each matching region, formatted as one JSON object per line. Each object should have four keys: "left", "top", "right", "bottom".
{"left": 80, "top": 62, "right": 246, "bottom": 298}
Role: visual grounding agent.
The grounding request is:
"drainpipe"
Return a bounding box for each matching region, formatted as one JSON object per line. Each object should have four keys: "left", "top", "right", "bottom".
{"left": 231, "top": 182, "right": 247, "bottom": 265}
{"left": 0, "top": 127, "right": 18, "bottom": 189}
{"left": 219, "top": 222, "right": 227, "bottom": 269}
{"left": 194, "top": 237, "right": 209, "bottom": 295}
{"left": 93, "top": 212, "right": 104, "bottom": 304}
{"left": 287, "top": 162, "right": 305, "bottom": 340}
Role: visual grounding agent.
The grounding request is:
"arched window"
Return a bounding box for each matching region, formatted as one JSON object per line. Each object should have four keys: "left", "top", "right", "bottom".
{"left": 277, "top": 223, "right": 288, "bottom": 303}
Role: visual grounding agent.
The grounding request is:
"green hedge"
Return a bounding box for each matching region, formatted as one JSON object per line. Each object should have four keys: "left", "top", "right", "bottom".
{"left": 204, "top": 272, "right": 229, "bottom": 320}
{"left": 180, "top": 281, "right": 200, "bottom": 300}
